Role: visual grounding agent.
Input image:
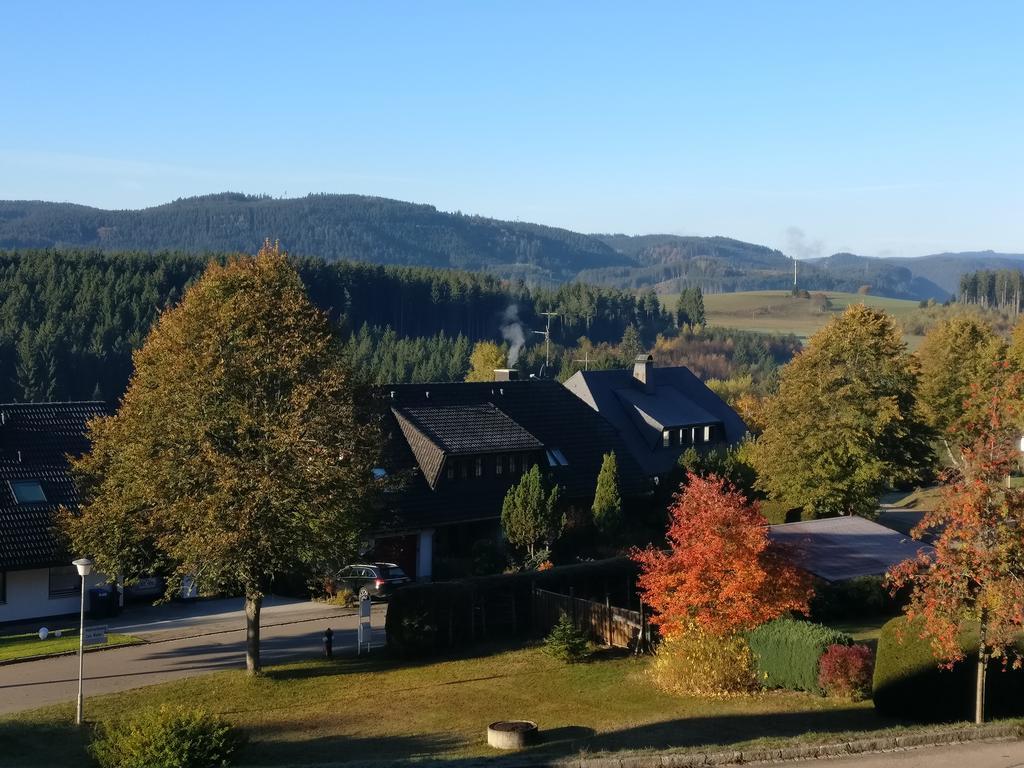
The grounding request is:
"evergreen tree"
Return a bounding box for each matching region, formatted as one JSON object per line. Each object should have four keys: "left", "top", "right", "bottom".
{"left": 501, "top": 465, "right": 562, "bottom": 557}
{"left": 592, "top": 451, "right": 622, "bottom": 538}
{"left": 619, "top": 324, "right": 644, "bottom": 363}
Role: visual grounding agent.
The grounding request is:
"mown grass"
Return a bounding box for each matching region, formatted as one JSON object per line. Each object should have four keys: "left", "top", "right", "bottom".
{"left": 660, "top": 290, "right": 924, "bottom": 343}
{"left": 0, "top": 642, "right": 966, "bottom": 767}
{"left": 0, "top": 629, "right": 141, "bottom": 663}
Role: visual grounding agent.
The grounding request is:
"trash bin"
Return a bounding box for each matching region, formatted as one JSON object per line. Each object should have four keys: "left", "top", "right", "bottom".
{"left": 88, "top": 588, "right": 120, "bottom": 619}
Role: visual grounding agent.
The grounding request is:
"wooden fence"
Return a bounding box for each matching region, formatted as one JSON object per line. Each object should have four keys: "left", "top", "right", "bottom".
{"left": 532, "top": 587, "right": 646, "bottom": 650}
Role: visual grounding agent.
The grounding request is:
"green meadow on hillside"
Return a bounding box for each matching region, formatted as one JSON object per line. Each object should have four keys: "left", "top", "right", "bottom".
{"left": 660, "top": 290, "right": 924, "bottom": 344}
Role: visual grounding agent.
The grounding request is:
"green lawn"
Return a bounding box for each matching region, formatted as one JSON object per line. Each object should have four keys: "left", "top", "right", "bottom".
{"left": 0, "top": 629, "right": 141, "bottom": 663}
{"left": 660, "top": 290, "right": 925, "bottom": 345}
{"left": 0, "top": 642, "right": 967, "bottom": 767}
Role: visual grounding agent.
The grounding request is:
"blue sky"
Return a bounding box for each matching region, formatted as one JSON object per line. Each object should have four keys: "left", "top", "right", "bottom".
{"left": 2, "top": 2, "right": 1021, "bottom": 257}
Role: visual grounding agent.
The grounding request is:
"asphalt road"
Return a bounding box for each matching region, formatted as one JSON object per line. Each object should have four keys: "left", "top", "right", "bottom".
{"left": 795, "top": 739, "right": 1024, "bottom": 767}
{"left": 0, "top": 597, "right": 386, "bottom": 715}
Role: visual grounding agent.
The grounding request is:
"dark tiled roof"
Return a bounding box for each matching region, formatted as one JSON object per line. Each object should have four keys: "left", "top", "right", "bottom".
{"left": 393, "top": 404, "right": 543, "bottom": 488}
{"left": 564, "top": 365, "right": 748, "bottom": 476}
{"left": 0, "top": 402, "right": 108, "bottom": 570}
{"left": 376, "top": 381, "right": 648, "bottom": 532}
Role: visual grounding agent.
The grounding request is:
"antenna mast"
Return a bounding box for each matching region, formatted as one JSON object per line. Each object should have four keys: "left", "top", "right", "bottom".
{"left": 532, "top": 312, "right": 558, "bottom": 369}
{"left": 573, "top": 349, "right": 591, "bottom": 371}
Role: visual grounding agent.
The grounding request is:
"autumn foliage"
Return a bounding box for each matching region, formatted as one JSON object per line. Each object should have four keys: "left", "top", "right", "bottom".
{"left": 633, "top": 473, "right": 812, "bottom": 639}
{"left": 888, "top": 370, "right": 1024, "bottom": 670}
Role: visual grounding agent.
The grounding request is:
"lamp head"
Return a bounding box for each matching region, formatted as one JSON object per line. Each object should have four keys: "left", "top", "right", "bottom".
{"left": 72, "top": 557, "right": 94, "bottom": 577}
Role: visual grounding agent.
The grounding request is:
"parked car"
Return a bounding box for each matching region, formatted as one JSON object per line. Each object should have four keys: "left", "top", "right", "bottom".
{"left": 337, "top": 562, "right": 411, "bottom": 601}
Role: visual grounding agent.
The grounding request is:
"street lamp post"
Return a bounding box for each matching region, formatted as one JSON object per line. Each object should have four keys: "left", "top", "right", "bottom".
{"left": 72, "top": 557, "right": 93, "bottom": 726}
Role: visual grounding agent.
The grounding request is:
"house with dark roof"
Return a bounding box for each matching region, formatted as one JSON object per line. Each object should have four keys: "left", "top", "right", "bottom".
{"left": 0, "top": 402, "right": 109, "bottom": 624}
{"left": 372, "top": 375, "right": 649, "bottom": 579}
{"left": 564, "top": 355, "right": 748, "bottom": 479}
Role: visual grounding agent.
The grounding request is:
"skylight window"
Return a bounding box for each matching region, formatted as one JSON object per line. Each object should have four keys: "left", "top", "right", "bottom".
{"left": 545, "top": 448, "right": 569, "bottom": 467}
{"left": 10, "top": 480, "right": 46, "bottom": 504}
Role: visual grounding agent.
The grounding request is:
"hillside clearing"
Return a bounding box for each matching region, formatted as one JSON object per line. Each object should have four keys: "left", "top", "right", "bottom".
{"left": 660, "top": 290, "right": 924, "bottom": 343}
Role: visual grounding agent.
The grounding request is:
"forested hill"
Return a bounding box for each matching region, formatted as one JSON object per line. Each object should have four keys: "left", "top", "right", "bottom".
{"left": 2, "top": 194, "right": 1020, "bottom": 299}
{"left": 0, "top": 248, "right": 671, "bottom": 403}
{"left": 0, "top": 194, "right": 630, "bottom": 284}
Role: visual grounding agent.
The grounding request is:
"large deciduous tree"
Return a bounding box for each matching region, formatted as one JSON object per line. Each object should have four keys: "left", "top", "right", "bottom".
{"left": 888, "top": 372, "right": 1024, "bottom": 723}
{"left": 917, "top": 315, "right": 1004, "bottom": 436}
{"left": 61, "top": 242, "right": 380, "bottom": 674}
{"left": 465, "top": 340, "right": 507, "bottom": 382}
{"left": 633, "top": 472, "right": 811, "bottom": 639}
{"left": 753, "top": 304, "right": 932, "bottom": 517}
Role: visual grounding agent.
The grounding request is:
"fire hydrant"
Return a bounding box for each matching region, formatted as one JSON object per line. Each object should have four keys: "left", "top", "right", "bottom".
{"left": 323, "top": 627, "right": 334, "bottom": 659}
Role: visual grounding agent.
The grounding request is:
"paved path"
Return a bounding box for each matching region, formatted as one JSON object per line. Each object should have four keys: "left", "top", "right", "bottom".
{"left": 0, "top": 598, "right": 386, "bottom": 715}
{"left": 777, "top": 739, "right": 1024, "bottom": 767}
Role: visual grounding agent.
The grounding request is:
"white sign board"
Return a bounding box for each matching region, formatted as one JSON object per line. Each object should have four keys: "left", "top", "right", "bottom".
{"left": 357, "top": 595, "right": 371, "bottom": 654}
{"left": 83, "top": 625, "right": 108, "bottom": 647}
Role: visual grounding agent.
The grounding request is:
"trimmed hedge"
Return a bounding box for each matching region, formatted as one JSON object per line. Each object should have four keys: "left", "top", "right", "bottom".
{"left": 385, "top": 556, "right": 638, "bottom": 657}
{"left": 809, "top": 576, "right": 897, "bottom": 622}
{"left": 873, "top": 616, "right": 1024, "bottom": 722}
{"left": 746, "top": 618, "right": 852, "bottom": 694}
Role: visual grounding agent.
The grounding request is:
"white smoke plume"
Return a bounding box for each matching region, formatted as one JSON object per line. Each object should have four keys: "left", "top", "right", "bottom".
{"left": 786, "top": 226, "right": 824, "bottom": 260}
{"left": 501, "top": 304, "right": 526, "bottom": 367}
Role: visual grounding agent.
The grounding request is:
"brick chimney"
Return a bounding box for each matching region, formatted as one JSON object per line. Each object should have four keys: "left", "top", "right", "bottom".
{"left": 632, "top": 354, "right": 655, "bottom": 393}
{"left": 493, "top": 369, "right": 519, "bottom": 382}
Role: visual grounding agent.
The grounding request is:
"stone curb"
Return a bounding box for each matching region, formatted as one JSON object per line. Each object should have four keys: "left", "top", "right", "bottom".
{"left": 558, "top": 722, "right": 1024, "bottom": 768}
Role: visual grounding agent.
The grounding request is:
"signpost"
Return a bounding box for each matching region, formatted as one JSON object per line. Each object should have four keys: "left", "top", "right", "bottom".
{"left": 83, "top": 625, "right": 108, "bottom": 647}
{"left": 357, "top": 596, "right": 371, "bottom": 655}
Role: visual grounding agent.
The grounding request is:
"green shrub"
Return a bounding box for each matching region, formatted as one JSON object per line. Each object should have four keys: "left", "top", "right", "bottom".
{"left": 809, "top": 576, "right": 894, "bottom": 622}
{"left": 746, "top": 618, "right": 852, "bottom": 694}
{"left": 873, "top": 615, "right": 1024, "bottom": 721}
{"left": 323, "top": 586, "right": 356, "bottom": 608}
{"left": 543, "top": 614, "right": 589, "bottom": 663}
{"left": 90, "top": 706, "right": 243, "bottom": 768}
{"left": 759, "top": 500, "right": 808, "bottom": 525}
{"left": 651, "top": 630, "right": 756, "bottom": 697}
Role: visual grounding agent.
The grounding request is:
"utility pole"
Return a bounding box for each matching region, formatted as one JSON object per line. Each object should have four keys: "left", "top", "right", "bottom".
{"left": 532, "top": 312, "right": 558, "bottom": 369}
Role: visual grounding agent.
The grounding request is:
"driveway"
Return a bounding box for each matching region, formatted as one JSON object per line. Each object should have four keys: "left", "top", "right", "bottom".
{"left": 0, "top": 597, "right": 386, "bottom": 715}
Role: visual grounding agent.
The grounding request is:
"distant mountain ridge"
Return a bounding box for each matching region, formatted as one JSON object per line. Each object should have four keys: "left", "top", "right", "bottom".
{"left": 0, "top": 193, "right": 1019, "bottom": 300}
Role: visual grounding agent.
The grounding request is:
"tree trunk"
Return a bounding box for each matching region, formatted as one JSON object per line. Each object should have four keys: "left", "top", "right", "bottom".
{"left": 976, "top": 611, "right": 988, "bottom": 724}
{"left": 245, "top": 591, "right": 262, "bottom": 675}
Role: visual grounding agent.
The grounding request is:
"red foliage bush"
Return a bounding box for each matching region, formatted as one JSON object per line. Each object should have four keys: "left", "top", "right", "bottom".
{"left": 818, "top": 643, "right": 874, "bottom": 700}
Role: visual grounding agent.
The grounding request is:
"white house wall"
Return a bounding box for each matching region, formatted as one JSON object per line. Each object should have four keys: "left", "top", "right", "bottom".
{"left": 0, "top": 568, "right": 106, "bottom": 625}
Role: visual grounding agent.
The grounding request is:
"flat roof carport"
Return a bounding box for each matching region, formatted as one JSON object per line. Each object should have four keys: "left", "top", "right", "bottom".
{"left": 768, "top": 515, "right": 934, "bottom": 583}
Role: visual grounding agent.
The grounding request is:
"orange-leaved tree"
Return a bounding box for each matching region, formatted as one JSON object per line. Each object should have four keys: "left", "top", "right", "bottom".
{"left": 633, "top": 472, "right": 812, "bottom": 640}
{"left": 888, "top": 369, "right": 1024, "bottom": 723}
